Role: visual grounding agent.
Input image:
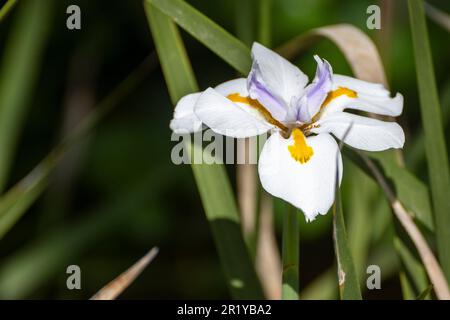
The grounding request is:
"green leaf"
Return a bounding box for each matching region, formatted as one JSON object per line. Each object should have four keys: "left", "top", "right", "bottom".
{"left": 408, "top": 0, "right": 450, "bottom": 280}
{"left": 146, "top": 0, "right": 251, "bottom": 75}
{"left": 144, "top": 2, "right": 263, "bottom": 299}
{"left": 416, "top": 284, "right": 433, "bottom": 300}
{"left": 345, "top": 162, "right": 378, "bottom": 283}
{"left": 281, "top": 205, "right": 299, "bottom": 300}
{"left": 234, "top": 0, "right": 255, "bottom": 47}
{"left": 333, "top": 185, "right": 362, "bottom": 300}
{"left": 394, "top": 236, "right": 429, "bottom": 299}
{"left": 301, "top": 242, "right": 399, "bottom": 299}
{"left": 407, "top": 80, "right": 450, "bottom": 171}
{"left": 0, "top": 55, "right": 157, "bottom": 240}
{"left": 258, "top": 0, "right": 272, "bottom": 47}
{"left": 0, "top": 205, "right": 123, "bottom": 299}
{"left": 0, "top": 162, "right": 177, "bottom": 299}
{"left": 0, "top": 0, "right": 19, "bottom": 23}
{"left": 0, "top": 161, "right": 49, "bottom": 239}
{"left": 0, "top": 0, "right": 54, "bottom": 192}
{"left": 0, "top": 176, "right": 150, "bottom": 299}
{"left": 367, "top": 151, "right": 434, "bottom": 232}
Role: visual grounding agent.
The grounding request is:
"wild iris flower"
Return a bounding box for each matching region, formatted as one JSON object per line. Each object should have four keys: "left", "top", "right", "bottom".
{"left": 170, "top": 43, "right": 404, "bottom": 221}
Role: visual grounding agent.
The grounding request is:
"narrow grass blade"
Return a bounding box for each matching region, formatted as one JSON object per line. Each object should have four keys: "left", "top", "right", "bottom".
{"left": 408, "top": 80, "right": 450, "bottom": 171}
{"left": 301, "top": 243, "right": 399, "bottom": 299}
{"left": 333, "top": 200, "right": 362, "bottom": 299}
{"left": 145, "top": 3, "right": 263, "bottom": 299}
{"left": 0, "top": 0, "right": 54, "bottom": 192}
{"left": 0, "top": 0, "right": 18, "bottom": 23}
{"left": 345, "top": 162, "right": 377, "bottom": 278}
{"left": 417, "top": 284, "right": 433, "bottom": 300}
{"left": 90, "top": 247, "right": 159, "bottom": 300}
{"left": 394, "top": 237, "right": 429, "bottom": 299}
{"left": 0, "top": 204, "right": 124, "bottom": 299}
{"left": 258, "top": 0, "right": 272, "bottom": 47}
{"left": 0, "top": 55, "right": 157, "bottom": 239}
{"left": 0, "top": 170, "right": 163, "bottom": 299}
{"left": 281, "top": 205, "right": 299, "bottom": 300}
{"left": 333, "top": 176, "right": 362, "bottom": 300}
{"left": 408, "top": 0, "right": 450, "bottom": 280}
{"left": 146, "top": 0, "right": 251, "bottom": 75}
{"left": 235, "top": 0, "right": 254, "bottom": 46}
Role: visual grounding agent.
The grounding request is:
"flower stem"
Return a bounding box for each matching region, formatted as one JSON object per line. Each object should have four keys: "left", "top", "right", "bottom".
{"left": 282, "top": 204, "right": 299, "bottom": 299}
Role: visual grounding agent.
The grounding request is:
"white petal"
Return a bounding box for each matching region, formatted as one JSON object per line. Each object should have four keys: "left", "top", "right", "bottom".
{"left": 258, "top": 132, "right": 342, "bottom": 221}
{"left": 311, "top": 112, "right": 405, "bottom": 151}
{"left": 170, "top": 93, "right": 203, "bottom": 134}
{"left": 214, "top": 78, "right": 248, "bottom": 97}
{"left": 194, "top": 88, "right": 273, "bottom": 138}
{"left": 322, "top": 74, "right": 403, "bottom": 117}
{"left": 248, "top": 42, "right": 308, "bottom": 120}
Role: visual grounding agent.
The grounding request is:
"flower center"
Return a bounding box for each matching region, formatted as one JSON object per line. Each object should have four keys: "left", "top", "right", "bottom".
{"left": 288, "top": 128, "right": 314, "bottom": 164}
{"left": 227, "top": 93, "right": 288, "bottom": 131}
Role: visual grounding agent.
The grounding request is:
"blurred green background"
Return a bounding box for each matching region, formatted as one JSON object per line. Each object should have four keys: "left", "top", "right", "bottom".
{"left": 0, "top": 0, "right": 448, "bottom": 299}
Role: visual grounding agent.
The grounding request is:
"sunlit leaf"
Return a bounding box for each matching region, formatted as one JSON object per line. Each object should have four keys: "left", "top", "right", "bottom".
{"left": 147, "top": 0, "right": 251, "bottom": 75}
{"left": 144, "top": 2, "right": 264, "bottom": 299}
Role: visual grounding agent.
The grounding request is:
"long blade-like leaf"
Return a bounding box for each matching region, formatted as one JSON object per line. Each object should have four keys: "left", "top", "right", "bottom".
{"left": 333, "top": 183, "right": 362, "bottom": 300}
{"left": 0, "top": 0, "right": 19, "bottom": 23}
{"left": 281, "top": 205, "right": 299, "bottom": 299}
{"left": 144, "top": 2, "right": 263, "bottom": 299}
{"left": 0, "top": 55, "right": 157, "bottom": 240}
{"left": 147, "top": 0, "right": 251, "bottom": 75}
{"left": 408, "top": 0, "right": 450, "bottom": 280}
{"left": 0, "top": 0, "right": 54, "bottom": 192}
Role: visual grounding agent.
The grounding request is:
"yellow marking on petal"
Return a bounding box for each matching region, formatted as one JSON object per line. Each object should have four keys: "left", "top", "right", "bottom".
{"left": 322, "top": 87, "right": 357, "bottom": 107}
{"left": 312, "top": 87, "right": 357, "bottom": 122}
{"left": 227, "top": 93, "right": 288, "bottom": 132}
{"left": 288, "top": 128, "right": 314, "bottom": 164}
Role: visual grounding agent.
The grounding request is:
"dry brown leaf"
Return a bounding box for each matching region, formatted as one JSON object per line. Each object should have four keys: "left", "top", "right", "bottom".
{"left": 90, "top": 247, "right": 159, "bottom": 300}
{"left": 277, "top": 23, "right": 387, "bottom": 86}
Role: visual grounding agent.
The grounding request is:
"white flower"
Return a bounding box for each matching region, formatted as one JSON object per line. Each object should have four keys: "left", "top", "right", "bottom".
{"left": 170, "top": 42, "right": 404, "bottom": 222}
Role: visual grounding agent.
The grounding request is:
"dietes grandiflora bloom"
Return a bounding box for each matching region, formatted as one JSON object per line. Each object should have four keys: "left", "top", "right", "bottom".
{"left": 170, "top": 43, "right": 404, "bottom": 221}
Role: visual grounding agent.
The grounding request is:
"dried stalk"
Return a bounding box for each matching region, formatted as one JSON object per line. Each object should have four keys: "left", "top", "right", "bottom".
{"left": 90, "top": 247, "right": 159, "bottom": 300}
{"left": 361, "top": 155, "right": 450, "bottom": 300}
